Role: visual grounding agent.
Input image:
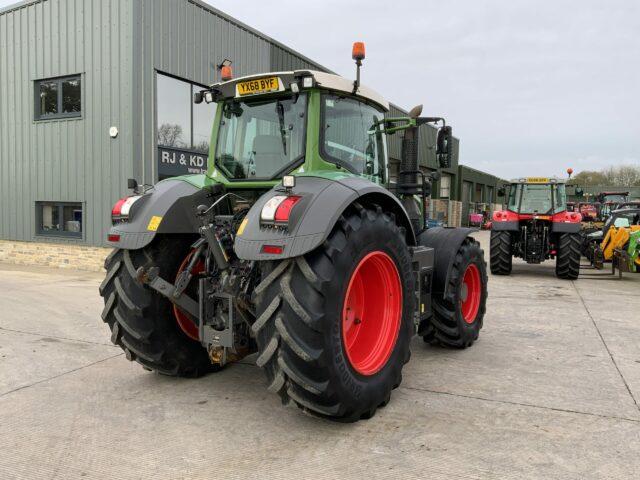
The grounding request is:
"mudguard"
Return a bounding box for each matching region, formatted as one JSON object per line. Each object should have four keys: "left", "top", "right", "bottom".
{"left": 551, "top": 222, "right": 581, "bottom": 233}
{"left": 234, "top": 175, "right": 416, "bottom": 261}
{"left": 491, "top": 221, "right": 519, "bottom": 231}
{"left": 107, "top": 179, "right": 208, "bottom": 250}
{"left": 417, "top": 227, "right": 477, "bottom": 296}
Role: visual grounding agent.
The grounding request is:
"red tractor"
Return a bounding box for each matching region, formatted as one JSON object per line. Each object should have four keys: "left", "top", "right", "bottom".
{"left": 490, "top": 177, "right": 582, "bottom": 279}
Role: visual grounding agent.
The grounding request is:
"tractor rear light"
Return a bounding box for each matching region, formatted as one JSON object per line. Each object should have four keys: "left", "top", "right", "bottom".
{"left": 107, "top": 234, "right": 120, "bottom": 243}
{"left": 111, "top": 195, "right": 141, "bottom": 223}
{"left": 111, "top": 197, "right": 128, "bottom": 217}
{"left": 260, "top": 195, "right": 302, "bottom": 224}
{"left": 492, "top": 210, "right": 518, "bottom": 222}
{"left": 261, "top": 195, "right": 288, "bottom": 222}
{"left": 553, "top": 211, "right": 582, "bottom": 223}
{"left": 261, "top": 245, "right": 284, "bottom": 255}
{"left": 274, "top": 196, "right": 301, "bottom": 223}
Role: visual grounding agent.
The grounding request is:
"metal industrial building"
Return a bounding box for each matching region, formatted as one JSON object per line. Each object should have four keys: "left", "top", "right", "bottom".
{"left": 0, "top": 0, "right": 503, "bottom": 251}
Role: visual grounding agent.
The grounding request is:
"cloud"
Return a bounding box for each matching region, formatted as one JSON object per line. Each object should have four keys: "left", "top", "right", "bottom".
{"left": 207, "top": 0, "right": 640, "bottom": 178}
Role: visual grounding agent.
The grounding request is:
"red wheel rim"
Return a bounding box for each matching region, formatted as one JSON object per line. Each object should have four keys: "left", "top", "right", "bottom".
{"left": 342, "top": 251, "right": 402, "bottom": 376}
{"left": 173, "top": 251, "right": 203, "bottom": 341}
{"left": 461, "top": 263, "right": 481, "bottom": 324}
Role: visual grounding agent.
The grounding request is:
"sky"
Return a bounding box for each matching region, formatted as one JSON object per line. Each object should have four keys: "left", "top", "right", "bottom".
{"left": 205, "top": 0, "right": 640, "bottom": 178}
{"left": 1, "top": 0, "right": 638, "bottom": 178}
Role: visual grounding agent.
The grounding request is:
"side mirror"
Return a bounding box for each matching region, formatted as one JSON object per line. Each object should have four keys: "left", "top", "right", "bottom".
{"left": 127, "top": 178, "right": 138, "bottom": 191}
{"left": 436, "top": 126, "right": 452, "bottom": 168}
{"left": 497, "top": 187, "right": 505, "bottom": 197}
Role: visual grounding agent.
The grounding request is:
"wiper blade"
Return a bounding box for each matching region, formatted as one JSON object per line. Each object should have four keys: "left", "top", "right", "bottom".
{"left": 276, "top": 101, "right": 287, "bottom": 155}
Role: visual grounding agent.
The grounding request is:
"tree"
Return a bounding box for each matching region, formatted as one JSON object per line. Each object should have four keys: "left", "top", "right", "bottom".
{"left": 157, "top": 123, "right": 184, "bottom": 147}
{"left": 573, "top": 165, "right": 640, "bottom": 187}
{"left": 572, "top": 170, "right": 608, "bottom": 186}
{"left": 609, "top": 165, "right": 640, "bottom": 186}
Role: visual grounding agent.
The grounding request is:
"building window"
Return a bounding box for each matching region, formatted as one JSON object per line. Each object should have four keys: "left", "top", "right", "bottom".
{"left": 440, "top": 174, "right": 451, "bottom": 198}
{"left": 487, "top": 186, "right": 494, "bottom": 203}
{"left": 36, "top": 202, "right": 83, "bottom": 238}
{"left": 156, "top": 73, "right": 216, "bottom": 153}
{"left": 474, "top": 184, "right": 483, "bottom": 202}
{"left": 35, "top": 75, "right": 82, "bottom": 120}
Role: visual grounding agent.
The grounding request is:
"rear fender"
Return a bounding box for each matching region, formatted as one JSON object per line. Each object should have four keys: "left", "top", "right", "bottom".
{"left": 552, "top": 211, "right": 582, "bottom": 233}
{"left": 418, "top": 227, "right": 477, "bottom": 296}
{"left": 234, "top": 175, "right": 416, "bottom": 261}
{"left": 491, "top": 210, "right": 519, "bottom": 231}
{"left": 107, "top": 179, "right": 209, "bottom": 250}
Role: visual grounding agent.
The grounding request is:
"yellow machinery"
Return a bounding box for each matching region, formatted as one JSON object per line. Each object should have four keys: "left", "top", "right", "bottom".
{"left": 599, "top": 226, "right": 640, "bottom": 262}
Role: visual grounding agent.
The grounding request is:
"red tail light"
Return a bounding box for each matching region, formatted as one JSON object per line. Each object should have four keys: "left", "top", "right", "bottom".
{"left": 107, "top": 234, "right": 121, "bottom": 243}
{"left": 261, "top": 195, "right": 302, "bottom": 225}
{"left": 111, "top": 195, "right": 141, "bottom": 223}
{"left": 261, "top": 245, "right": 284, "bottom": 255}
{"left": 553, "top": 211, "right": 582, "bottom": 223}
{"left": 112, "top": 197, "right": 129, "bottom": 217}
{"left": 274, "top": 196, "right": 301, "bottom": 223}
{"left": 492, "top": 210, "right": 518, "bottom": 222}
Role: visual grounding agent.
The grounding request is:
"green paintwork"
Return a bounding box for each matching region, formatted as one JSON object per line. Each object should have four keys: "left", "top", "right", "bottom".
{"left": 628, "top": 230, "right": 639, "bottom": 272}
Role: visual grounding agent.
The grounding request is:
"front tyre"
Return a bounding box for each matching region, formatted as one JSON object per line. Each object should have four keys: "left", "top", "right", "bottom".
{"left": 555, "top": 233, "right": 581, "bottom": 279}
{"left": 253, "top": 203, "right": 414, "bottom": 422}
{"left": 99, "top": 236, "right": 215, "bottom": 377}
{"left": 423, "top": 237, "right": 487, "bottom": 348}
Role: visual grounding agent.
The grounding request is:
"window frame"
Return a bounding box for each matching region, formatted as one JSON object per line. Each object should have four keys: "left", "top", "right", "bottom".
{"left": 155, "top": 71, "right": 217, "bottom": 154}
{"left": 35, "top": 201, "right": 84, "bottom": 239}
{"left": 214, "top": 93, "right": 308, "bottom": 182}
{"left": 319, "top": 92, "right": 388, "bottom": 181}
{"left": 34, "top": 75, "right": 82, "bottom": 121}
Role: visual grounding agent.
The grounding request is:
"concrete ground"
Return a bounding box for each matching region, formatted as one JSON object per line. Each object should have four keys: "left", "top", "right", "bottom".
{"left": 1, "top": 230, "right": 639, "bottom": 479}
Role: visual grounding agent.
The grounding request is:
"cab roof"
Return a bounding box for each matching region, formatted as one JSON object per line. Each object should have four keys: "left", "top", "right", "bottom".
{"left": 210, "top": 70, "right": 390, "bottom": 111}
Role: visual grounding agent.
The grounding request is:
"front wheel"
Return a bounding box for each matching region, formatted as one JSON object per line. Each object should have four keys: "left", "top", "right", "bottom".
{"left": 253, "top": 203, "right": 414, "bottom": 422}
{"left": 423, "top": 237, "right": 488, "bottom": 348}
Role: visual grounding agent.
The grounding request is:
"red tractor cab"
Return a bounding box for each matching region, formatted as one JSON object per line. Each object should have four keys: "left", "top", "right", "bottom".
{"left": 578, "top": 202, "right": 598, "bottom": 221}
{"left": 490, "top": 177, "right": 582, "bottom": 279}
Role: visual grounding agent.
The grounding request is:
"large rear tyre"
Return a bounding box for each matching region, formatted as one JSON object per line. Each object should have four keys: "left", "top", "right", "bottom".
{"left": 490, "top": 231, "right": 512, "bottom": 275}
{"left": 99, "top": 236, "right": 216, "bottom": 377}
{"left": 423, "top": 237, "right": 487, "bottom": 348}
{"left": 253, "top": 203, "right": 414, "bottom": 422}
{"left": 556, "top": 233, "right": 581, "bottom": 279}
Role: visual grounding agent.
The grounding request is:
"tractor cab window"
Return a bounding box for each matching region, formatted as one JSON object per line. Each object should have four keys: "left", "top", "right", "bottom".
{"left": 215, "top": 94, "right": 307, "bottom": 180}
{"left": 508, "top": 183, "right": 566, "bottom": 214}
{"left": 321, "top": 94, "right": 387, "bottom": 180}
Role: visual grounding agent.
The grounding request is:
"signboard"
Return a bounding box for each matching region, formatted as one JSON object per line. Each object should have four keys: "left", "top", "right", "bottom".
{"left": 158, "top": 145, "right": 208, "bottom": 178}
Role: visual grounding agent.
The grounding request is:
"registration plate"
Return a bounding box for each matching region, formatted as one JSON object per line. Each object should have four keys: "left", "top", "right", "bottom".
{"left": 526, "top": 177, "right": 550, "bottom": 184}
{"left": 236, "top": 77, "right": 280, "bottom": 96}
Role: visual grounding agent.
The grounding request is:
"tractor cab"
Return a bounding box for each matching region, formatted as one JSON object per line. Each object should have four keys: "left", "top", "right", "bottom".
{"left": 491, "top": 177, "right": 582, "bottom": 278}
{"left": 195, "top": 69, "right": 393, "bottom": 188}
{"left": 505, "top": 177, "right": 569, "bottom": 218}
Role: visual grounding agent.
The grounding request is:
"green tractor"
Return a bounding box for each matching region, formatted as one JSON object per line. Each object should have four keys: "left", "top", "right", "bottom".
{"left": 100, "top": 43, "right": 488, "bottom": 422}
